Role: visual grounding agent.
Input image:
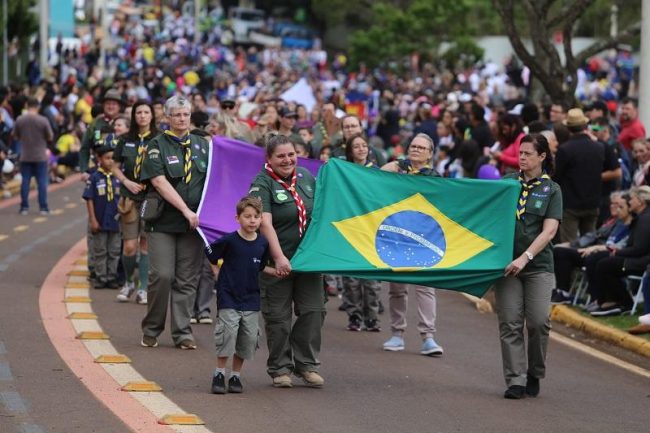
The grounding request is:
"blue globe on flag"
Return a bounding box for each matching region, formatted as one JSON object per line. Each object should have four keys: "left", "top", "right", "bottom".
{"left": 375, "top": 211, "right": 446, "bottom": 267}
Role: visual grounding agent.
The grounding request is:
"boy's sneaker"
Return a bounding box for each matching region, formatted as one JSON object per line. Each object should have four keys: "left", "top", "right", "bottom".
{"left": 141, "top": 335, "right": 158, "bottom": 348}
{"left": 176, "top": 339, "right": 197, "bottom": 350}
{"left": 228, "top": 376, "right": 243, "bottom": 393}
{"left": 116, "top": 281, "right": 135, "bottom": 302}
{"left": 383, "top": 335, "right": 405, "bottom": 351}
{"left": 347, "top": 316, "right": 362, "bottom": 331}
{"left": 106, "top": 280, "right": 120, "bottom": 290}
{"left": 550, "top": 289, "right": 572, "bottom": 305}
{"left": 19, "top": 208, "right": 28, "bottom": 216}
{"left": 364, "top": 319, "right": 381, "bottom": 332}
{"left": 211, "top": 372, "right": 226, "bottom": 394}
{"left": 420, "top": 337, "right": 444, "bottom": 356}
{"left": 135, "top": 290, "right": 147, "bottom": 305}
{"left": 39, "top": 209, "right": 50, "bottom": 215}
{"left": 198, "top": 315, "right": 213, "bottom": 324}
{"left": 190, "top": 317, "right": 198, "bottom": 324}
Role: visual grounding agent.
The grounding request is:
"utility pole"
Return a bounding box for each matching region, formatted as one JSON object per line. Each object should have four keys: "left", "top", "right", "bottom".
{"left": 194, "top": 0, "right": 201, "bottom": 45}
{"left": 39, "top": 0, "right": 48, "bottom": 79}
{"left": 2, "top": 0, "right": 8, "bottom": 85}
{"left": 640, "top": 0, "right": 650, "bottom": 129}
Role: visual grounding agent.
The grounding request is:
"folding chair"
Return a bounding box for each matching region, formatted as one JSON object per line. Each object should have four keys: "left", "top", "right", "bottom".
{"left": 571, "top": 267, "right": 590, "bottom": 307}
{"left": 625, "top": 271, "right": 647, "bottom": 316}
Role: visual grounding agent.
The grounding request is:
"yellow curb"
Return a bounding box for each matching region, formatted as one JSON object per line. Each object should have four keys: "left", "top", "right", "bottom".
{"left": 68, "top": 312, "right": 98, "bottom": 319}
{"left": 158, "top": 414, "right": 204, "bottom": 425}
{"left": 121, "top": 381, "right": 163, "bottom": 392}
{"left": 95, "top": 354, "right": 131, "bottom": 364}
{"left": 64, "top": 296, "right": 91, "bottom": 303}
{"left": 67, "top": 270, "right": 90, "bottom": 277}
{"left": 551, "top": 305, "right": 650, "bottom": 358}
{"left": 65, "top": 282, "right": 90, "bottom": 289}
{"left": 76, "top": 331, "right": 110, "bottom": 340}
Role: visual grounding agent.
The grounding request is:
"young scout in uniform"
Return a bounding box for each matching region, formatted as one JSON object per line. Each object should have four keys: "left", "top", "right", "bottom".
{"left": 83, "top": 145, "right": 121, "bottom": 289}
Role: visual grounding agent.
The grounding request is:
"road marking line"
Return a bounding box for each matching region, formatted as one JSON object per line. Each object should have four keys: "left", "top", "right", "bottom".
{"left": 121, "top": 381, "right": 162, "bottom": 392}
{"left": 14, "top": 225, "right": 29, "bottom": 232}
{"left": 0, "top": 361, "right": 13, "bottom": 381}
{"left": 33, "top": 217, "right": 47, "bottom": 223}
{"left": 51, "top": 209, "right": 64, "bottom": 215}
{"left": 65, "top": 203, "right": 78, "bottom": 209}
{"left": 18, "top": 424, "right": 46, "bottom": 433}
{"left": 0, "top": 391, "right": 28, "bottom": 412}
{"left": 159, "top": 414, "right": 205, "bottom": 425}
{"left": 0, "top": 234, "right": 8, "bottom": 242}
{"left": 550, "top": 332, "right": 650, "bottom": 379}
{"left": 95, "top": 355, "right": 131, "bottom": 364}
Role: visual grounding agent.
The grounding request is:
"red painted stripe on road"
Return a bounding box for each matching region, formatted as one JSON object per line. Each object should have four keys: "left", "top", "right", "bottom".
{"left": 38, "top": 238, "right": 174, "bottom": 433}
{"left": 0, "top": 173, "right": 82, "bottom": 210}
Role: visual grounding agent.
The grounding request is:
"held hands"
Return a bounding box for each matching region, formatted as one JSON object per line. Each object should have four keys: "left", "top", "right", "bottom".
{"left": 182, "top": 208, "right": 199, "bottom": 229}
{"left": 81, "top": 172, "right": 90, "bottom": 182}
{"left": 504, "top": 255, "right": 529, "bottom": 277}
{"left": 274, "top": 255, "right": 292, "bottom": 278}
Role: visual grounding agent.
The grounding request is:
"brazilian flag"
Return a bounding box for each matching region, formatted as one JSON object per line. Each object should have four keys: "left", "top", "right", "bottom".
{"left": 291, "top": 158, "right": 520, "bottom": 297}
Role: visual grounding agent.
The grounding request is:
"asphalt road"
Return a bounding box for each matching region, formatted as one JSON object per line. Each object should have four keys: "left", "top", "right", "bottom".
{"left": 1, "top": 181, "right": 649, "bottom": 433}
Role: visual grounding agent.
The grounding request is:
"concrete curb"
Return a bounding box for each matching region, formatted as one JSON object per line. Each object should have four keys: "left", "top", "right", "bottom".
{"left": 550, "top": 305, "right": 650, "bottom": 358}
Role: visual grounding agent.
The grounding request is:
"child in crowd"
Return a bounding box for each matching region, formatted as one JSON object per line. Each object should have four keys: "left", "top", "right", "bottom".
{"left": 205, "top": 196, "right": 274, "bottom": 394}
{"left": 83, "top": 145, "right": 121, "bottom": 289}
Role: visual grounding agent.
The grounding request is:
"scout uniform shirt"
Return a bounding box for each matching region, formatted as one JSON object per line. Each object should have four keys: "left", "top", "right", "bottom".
{"left": 397, "top": 159, "right": 441, "bottom": 177}
{"left": 113, "top": 132, "right": 155, "bottom": 201}
{"left": 249, "top": 166, "right": 315, "bottom": 260}
{"left": 139, "top": 132, "right": 210, "bottom": 233}
{"left": 82, "top": 169, "right": 121, "bottom": 232}
{"left": 505, "top": 173, "right": 563, "bottom": 273}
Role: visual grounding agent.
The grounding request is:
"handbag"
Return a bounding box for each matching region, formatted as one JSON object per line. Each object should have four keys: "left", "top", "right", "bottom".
{"left": 140, "top": 189, "right": 165, "bottom": 222}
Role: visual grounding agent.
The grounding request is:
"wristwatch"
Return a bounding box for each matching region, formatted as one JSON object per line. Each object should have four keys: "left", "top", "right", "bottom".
{"left": 524, "top": 251, "right": 534, "bottom": 261}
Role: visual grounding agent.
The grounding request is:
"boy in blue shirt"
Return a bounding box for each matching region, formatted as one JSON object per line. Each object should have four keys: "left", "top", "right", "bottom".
{"left": 205, "top": 196, "right": 273, "bottom": 394}
{"left": 83, "top": 145, "right": 121, "bottom": 289}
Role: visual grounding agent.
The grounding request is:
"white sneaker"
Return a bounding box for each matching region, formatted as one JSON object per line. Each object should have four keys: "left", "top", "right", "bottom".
{"left": 135, "top": 289, "right": 147, "bottom": 305}
{"left": 639, "top": 313, "right": 650, "bottom": 326}
{"left": 116, "top": 282, "right": 135, "bottom": 302}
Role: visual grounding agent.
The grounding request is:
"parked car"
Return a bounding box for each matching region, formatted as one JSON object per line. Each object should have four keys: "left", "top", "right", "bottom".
{"left": 273, "top": 23, "right": 316, "bottom": 49}
{"left": 228, "top": 7, "right": 265, "bottom": 44}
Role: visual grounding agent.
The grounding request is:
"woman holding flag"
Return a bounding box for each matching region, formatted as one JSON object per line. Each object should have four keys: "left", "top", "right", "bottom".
{"left": 112, "top": 100, "right": 158, "bottom": 304}
{"left": 249, "top": 133, "right": 326, "bottom": 389}
{"left": 496, "top": 133, "right": 562, "bottom": 400}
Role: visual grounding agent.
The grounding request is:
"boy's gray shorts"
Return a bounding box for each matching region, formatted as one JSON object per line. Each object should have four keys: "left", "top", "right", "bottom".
{"left": 213, "top": 309, "right": 259, "bottom": 360}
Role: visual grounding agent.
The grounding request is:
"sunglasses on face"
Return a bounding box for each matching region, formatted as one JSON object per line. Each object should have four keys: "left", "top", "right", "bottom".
{"left": 221, "top": 102, "right": 235, "bottom": 110}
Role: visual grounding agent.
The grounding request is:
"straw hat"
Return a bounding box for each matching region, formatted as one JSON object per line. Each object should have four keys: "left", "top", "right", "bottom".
{"left": 564, "top": 108, "right": 589, "bottom": 127}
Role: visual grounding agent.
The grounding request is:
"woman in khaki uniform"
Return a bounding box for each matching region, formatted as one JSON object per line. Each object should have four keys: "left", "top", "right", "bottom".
{"left": 249, "top": 134, "right": 325, "bottom": 389}
{"left": 496, "top": 133, "right": 562, "bottom": 399}
{"left": 112, "top": 100, "right": 158, "bottom": 304}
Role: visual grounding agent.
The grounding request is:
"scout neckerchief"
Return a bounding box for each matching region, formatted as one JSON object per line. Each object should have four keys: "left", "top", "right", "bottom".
{"left": 133, "top": 130, "right": 151, "bottom": 180}
{"left": 164, "top": 130, "right": 192, "bottom": 184}
{"left": 264, "top": 163, "right": 307, "bottom": 237}
{"left": 98, "top": 167, "right": 114, "bottom": 201}
{"left": 402, "top": 159, "right": 434, "bottom": 176}
{"left": 516, "top": 171, "right": 551, "bottom": 220}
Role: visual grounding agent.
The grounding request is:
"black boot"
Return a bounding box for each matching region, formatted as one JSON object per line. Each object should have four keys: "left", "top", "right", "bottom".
{"left": 525, "top": 374, "right": 540, "bottom": 397}
{"left": 504, "top": 385, "right": 526, "bottom": 399}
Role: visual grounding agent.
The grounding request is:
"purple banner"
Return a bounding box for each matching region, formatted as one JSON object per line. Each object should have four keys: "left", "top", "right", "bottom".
{"left": 197, "top": 136, "right": 323, "bottom": 246}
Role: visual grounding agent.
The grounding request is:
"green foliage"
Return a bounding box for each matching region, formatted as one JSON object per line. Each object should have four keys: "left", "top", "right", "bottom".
{"left": 348, "top": 0, "right": 487, "bottom": 69}
{"left": 441, "top": 36, "right": 485, "bottom": 69}
{"left": 0, "top": 0, "right": 38, "bottom": 44}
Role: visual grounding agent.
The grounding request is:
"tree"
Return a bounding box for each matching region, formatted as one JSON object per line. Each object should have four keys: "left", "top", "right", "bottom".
{"left": 346, "top": 0, "right": 486, "bottom": 70}
{"left": 0, "top": 0, "right": 37, "bottom": 45}
{"left": 492, "top": 0, "right": 641, "bottom": 106}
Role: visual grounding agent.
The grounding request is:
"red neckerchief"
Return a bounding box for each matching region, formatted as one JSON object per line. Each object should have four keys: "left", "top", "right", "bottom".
{"left": 264, "top": 163, "right": 307, "bottom": 237}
